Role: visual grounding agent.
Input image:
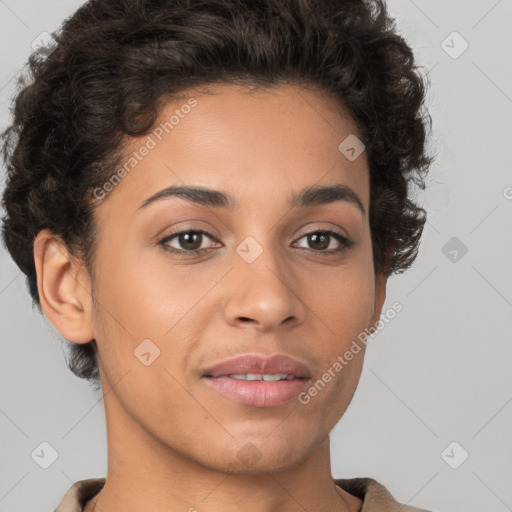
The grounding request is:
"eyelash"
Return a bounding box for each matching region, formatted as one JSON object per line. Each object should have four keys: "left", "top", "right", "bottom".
{"left": 157, "top": 228, "right": 354, "bottom": 257}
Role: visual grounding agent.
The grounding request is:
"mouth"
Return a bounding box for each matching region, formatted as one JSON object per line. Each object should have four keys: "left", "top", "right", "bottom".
{"left": 211, "top": 373, "right": 296, "bottom": 381}
{"left": 201, "top": 354, "right": 311, "bottom": 407}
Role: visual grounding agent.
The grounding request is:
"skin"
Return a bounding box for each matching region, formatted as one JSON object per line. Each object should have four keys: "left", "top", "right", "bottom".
{"left": 34, "top": 83, "right": 388, "bottom": 512}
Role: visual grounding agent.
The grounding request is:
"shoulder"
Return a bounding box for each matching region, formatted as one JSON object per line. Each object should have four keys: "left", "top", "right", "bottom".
{"left": 334, "top": 477, "right": 435, "bottom": 512}
{"left": 54, "top": 478, "right": 105, "bottom": 512}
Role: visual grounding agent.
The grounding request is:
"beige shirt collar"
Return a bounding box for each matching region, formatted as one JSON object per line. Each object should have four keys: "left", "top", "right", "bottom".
{"left": 54, "top": 477, "right": 432, "bottom": 512}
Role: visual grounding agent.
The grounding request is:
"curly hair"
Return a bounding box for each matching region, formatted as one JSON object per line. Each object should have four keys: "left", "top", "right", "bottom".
{"left": 1, "top": 0, "right": 432, "bottom": 388}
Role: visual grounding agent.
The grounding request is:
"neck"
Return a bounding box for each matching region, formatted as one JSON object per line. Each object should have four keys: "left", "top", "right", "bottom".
{"left": 83, "top": 399, "right": 361, "bottom": 512}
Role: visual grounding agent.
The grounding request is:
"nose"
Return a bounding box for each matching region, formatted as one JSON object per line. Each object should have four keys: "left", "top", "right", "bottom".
{"left": 223, "top": 244, "right": 306, "bottom": 332}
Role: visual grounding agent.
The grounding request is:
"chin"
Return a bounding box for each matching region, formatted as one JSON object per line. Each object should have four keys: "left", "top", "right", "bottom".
{"left": 195, "top": 436, "right": 314, "bottom": 476}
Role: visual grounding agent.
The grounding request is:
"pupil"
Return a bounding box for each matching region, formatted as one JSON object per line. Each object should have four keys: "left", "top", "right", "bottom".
{"left": 180, "top": 232, "right": 201, "bottom": 250}
{"left": 310, "top": 233, "right": 329, "bottom": 250}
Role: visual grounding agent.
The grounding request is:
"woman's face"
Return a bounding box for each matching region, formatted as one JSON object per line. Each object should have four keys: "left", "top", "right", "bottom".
{"left": 82, "top": 83, "right": 387, "bottom": 473}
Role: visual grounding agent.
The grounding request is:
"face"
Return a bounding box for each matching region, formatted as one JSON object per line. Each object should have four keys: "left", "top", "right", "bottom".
{"left": 41, "top": 83, "right": 387, "bottom": 474}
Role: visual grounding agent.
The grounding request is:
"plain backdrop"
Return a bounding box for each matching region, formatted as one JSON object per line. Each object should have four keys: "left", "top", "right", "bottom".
{"left": 1, "top": 1, "right": 511, "bottom": 511}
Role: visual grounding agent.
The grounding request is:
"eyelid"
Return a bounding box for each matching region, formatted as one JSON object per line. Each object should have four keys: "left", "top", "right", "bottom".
{"left": 297, "top": 225, "right": 350, "bottom": 241}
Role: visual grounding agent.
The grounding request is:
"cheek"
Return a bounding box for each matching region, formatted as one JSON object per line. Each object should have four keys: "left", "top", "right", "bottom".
{"left": 92, "top": 240, "right": 190, "bottom": 331}
{"left": 90, "top": 245, "right": 211, "bottom": 385}
{"left": 312, "top": 259, "right": 375, "bottom": 339}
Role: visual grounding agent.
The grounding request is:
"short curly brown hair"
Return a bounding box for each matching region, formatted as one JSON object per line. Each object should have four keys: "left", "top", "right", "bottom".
{"left": 1, "top": 0, "right": 432, "bottom": 388}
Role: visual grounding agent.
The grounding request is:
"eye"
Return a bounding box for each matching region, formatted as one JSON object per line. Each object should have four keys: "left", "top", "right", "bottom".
{"left": 158, "top": 229, "right": 221, "bottom": 256}
{"left": 158, "top": 228, "right": 354, "bottom": 257}
{"left": 293, "top": 230, "right": 354, "bottom": 254}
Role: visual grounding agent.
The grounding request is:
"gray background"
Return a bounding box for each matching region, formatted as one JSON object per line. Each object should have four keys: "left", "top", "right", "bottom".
{"left": 1, "top": 1, "right": 511, "bottom": 511}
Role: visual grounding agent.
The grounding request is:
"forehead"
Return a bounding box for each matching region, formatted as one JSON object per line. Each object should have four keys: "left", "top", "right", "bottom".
{"left": 94, "top": 82, "right": 369, "bottom": 219}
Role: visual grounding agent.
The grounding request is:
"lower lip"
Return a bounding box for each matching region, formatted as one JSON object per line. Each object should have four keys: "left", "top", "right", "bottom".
{"left": 203, "top": 376, "right": 310, "bottom": 407}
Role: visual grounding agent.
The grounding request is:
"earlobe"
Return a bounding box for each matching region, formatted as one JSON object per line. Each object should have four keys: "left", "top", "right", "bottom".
{"left": 33, "top": 229, "right": 95, "bottom": 344}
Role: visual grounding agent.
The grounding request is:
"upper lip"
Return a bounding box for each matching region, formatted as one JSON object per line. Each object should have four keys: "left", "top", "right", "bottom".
{"left": 203, "top": 354, "right": 311, "bottom": 379}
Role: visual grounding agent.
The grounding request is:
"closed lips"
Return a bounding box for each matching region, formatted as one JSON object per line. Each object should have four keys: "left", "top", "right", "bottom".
{"left": 225, "top": 373, "right": 296, "bottom": 381}
{"left": 202, "top": 354, "right": 311, "bottom": 380}
{"left": 202, "top": 354, "right": 312, "bottom": 407}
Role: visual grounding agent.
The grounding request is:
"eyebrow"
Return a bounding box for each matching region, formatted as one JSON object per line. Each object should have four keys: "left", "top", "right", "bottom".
{"left": 138, "top": 183, "right": 366, "bottom": 216}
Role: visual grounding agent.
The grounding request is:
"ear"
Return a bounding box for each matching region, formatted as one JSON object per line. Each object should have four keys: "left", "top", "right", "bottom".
{"left": 33, "top": 229, "right": 95, "bottom": 344}
{"left": 369, "top": 271, "right": 388, "bottom": 329}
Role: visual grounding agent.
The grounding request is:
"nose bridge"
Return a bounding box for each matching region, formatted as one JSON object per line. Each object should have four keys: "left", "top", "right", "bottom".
{"left": 237, "top": 235, "right": 286, "bottom": 291}
{"left": 223, "top": 231, "right": 305, "bottom": 330}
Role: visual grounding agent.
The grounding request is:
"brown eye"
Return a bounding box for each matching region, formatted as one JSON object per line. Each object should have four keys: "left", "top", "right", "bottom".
{"left": 307, "top": 232, "right": 330, "bottom": 250}
{"left": 175, "top": 232, "right": 203, "bottom": 251}
{"left": 159, "top": 229, "right": 219, "bottom": 255}
{"left": 293, "top": 230, "right": 354, "bottom": 254}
